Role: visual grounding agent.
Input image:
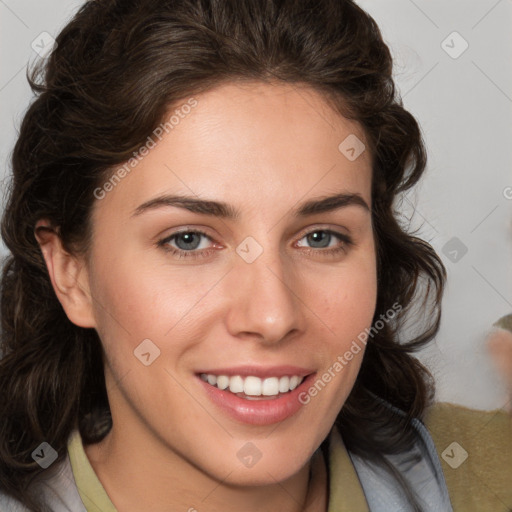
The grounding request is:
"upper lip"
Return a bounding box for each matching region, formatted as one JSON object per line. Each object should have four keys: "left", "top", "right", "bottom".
{"left": 196, "top": 365, "right": 315, "bottom": 379}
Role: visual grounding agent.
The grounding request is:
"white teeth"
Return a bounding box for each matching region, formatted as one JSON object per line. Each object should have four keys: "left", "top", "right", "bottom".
{"left": 229, "top": 375, "right": 244, "bottom": 394}
{"left": 200, "top": 374, "right": 305, "bottom": 397}
{"left": 289, "top": 376, "right": 300, "bottom": 390}
{"left": 262, "top": 377, "right": 279, "bottom": 396}
{"left": 244, "top": 376, "right": 262, "bottom": 396}
{"left": 216, "top": 375, "right": 230, "bottom": 390}
{"left": 278, "top": 376, "right": 290, "bottom": 393}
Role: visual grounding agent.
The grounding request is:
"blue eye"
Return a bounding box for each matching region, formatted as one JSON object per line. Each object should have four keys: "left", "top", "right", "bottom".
{"left": 158, "top": 228, "right": 353, "bottom": 261}
{"left": 297, "top": 230, "right": 352, "bottom": 252}
{"left": 172, "top": 232, "right": 204, "bottom": 251}
{"left": 304, "top": 230, "right": 333, "bottom": 248}
{"left": 158, "top": 230, "right": 214, "bottom": 259}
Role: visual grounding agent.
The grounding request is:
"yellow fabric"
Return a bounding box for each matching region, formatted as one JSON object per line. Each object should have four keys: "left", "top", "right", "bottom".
{"left": 67, "top": 403, "right": 512, "bottom": 511}
{"left": 326, "top": 428, "right": 369, "bottom": 511}
{"left": 424, "top": 402, "right": 512, "bottom": 512}
{"left": 67, "top": 430, "right": 117, "bottom": 512}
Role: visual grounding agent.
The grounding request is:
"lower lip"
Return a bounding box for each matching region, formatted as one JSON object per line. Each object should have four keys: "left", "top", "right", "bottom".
{"left": 198, "top": 374, "right": 316, "bottom": 426}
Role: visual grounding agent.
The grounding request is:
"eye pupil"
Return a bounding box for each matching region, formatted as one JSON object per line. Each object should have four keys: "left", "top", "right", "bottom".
{"left": 307, "top": 231, "right": 330, "bottom": 248}
{"left": 175, "top": 232, "right": 201, "bottom": 250}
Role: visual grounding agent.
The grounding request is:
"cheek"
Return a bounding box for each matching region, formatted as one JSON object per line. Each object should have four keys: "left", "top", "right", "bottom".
{"left": 295, "top": 259, "right": 376, "bottom": 444}
{"left": 307, "top": 258, "right": 377, "bottom": 344}
{"left": 88, "top": 253, "right": 223, "bottom": 359}
{"left": 300, "top": 249, "right": 377, "bottom": 405}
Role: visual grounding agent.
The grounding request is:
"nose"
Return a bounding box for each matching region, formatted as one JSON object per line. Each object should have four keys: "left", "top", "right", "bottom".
{"left": 224, "top": 248, "right": 304, "bottom": 346}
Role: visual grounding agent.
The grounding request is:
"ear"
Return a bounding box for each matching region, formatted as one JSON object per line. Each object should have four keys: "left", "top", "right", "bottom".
{"left": 35, "top": 219, "right": 96, "bottom": 328}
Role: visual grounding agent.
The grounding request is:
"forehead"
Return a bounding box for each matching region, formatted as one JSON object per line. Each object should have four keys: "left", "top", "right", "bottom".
{"left": 94, "top": 81, "right": 372, "bottom": 218}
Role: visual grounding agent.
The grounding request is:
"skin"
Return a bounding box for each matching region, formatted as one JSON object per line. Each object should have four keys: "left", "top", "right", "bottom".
{"left": 36, "top": 81, "right": 377, "bottom": 511}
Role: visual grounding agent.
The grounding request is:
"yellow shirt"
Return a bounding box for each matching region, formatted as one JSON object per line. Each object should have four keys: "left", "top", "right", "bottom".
{"left": 67, "top": 429, "right": 116, "bottom": 512}
{"left": 67, "top": 424, "right": 368, "bottom": 511}
{"left": 67, "top": 402, "right": 512, "bottom": 511}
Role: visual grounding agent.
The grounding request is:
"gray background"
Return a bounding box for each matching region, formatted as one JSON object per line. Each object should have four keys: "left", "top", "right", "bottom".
{"left": 1, "top": 0, "right": 511, "bottom": 410}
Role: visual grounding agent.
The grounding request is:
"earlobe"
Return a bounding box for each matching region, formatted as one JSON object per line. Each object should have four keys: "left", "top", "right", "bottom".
{"left": 34, "top": 220, "right": 96, "bottom": 329}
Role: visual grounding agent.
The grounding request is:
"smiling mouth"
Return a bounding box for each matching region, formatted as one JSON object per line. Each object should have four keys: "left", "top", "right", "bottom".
{"left": 199, "top": 373, "right": 306, "bottom": 400}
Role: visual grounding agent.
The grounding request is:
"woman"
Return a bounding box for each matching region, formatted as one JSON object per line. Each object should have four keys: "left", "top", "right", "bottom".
{"left": 0, "top": 0, "right": 510, "bottom": 510}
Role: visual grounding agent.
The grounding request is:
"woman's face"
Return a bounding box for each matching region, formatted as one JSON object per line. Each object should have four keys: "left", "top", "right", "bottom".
{"left": 83, "top": 81, "right": 377, "bottom": 484}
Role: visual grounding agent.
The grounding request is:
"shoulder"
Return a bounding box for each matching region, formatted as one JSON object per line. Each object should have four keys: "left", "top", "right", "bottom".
{"left": 424, "top": 400, "right": 512, "bottom": 438}
{"left": 423, "top": 401, "right": 512, "bottom": 511}
{"left": 424, "top": 401, "right": 512, "bottom": 450}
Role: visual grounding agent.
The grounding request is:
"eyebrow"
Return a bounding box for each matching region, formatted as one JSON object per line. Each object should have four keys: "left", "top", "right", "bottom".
{"left": 131, "top": 192, "right": 370, "bottom": 219}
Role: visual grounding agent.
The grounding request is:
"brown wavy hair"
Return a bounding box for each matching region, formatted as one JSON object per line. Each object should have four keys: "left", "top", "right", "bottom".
{"left": 0, "top": 0, "right": 445, "bottom": 509}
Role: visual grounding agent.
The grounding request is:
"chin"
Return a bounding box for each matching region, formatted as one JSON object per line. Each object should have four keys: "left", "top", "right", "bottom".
{"left": 199, "top": 438, "right": 316, "bottom": 487}
{"left": 221, "top": 460, "right": 309, "bottom": 487}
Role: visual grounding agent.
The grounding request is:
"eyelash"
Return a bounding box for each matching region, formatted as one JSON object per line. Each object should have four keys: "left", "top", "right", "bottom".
{"left": 157, "top": 228, "right": 354, "bottom": 260}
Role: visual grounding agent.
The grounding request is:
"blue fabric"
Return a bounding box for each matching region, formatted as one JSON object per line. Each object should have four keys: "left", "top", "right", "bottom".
{"left": 348, "top": 399, "right": 453, "bottom": 511}
{"left": 0, "top": 454, "right": 86, "bottom": 512}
